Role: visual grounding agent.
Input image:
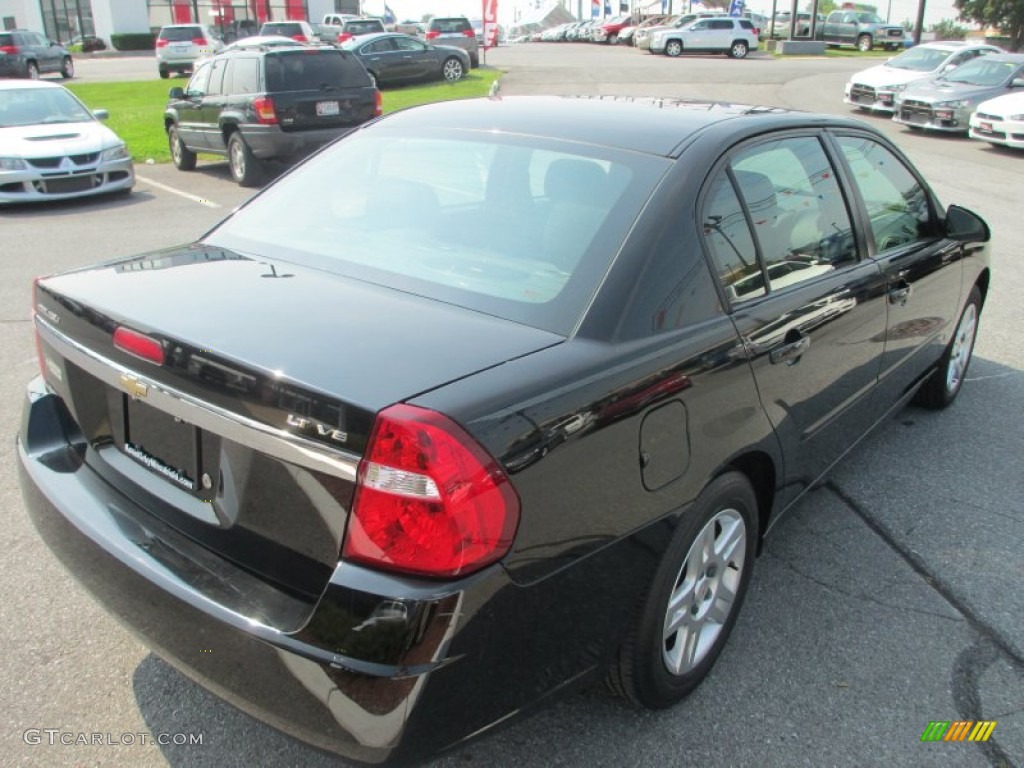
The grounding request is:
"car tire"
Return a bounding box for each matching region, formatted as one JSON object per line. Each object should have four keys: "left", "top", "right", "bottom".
{"left": 26, "top": 61, "right": 39, "bottom": 80}
{"left": 665, "top": 39, "right": 682, "bottom": 57}
{"left": 857, "top": 34, "right": 873, "bottom": 51}
{"left": 168, "top": 125, "right": 197, "bottom": 172}
{"left": 610, "top": 471, "right": 758, "bottom": 708}
{"left": 913, "top": 286, "right": 981, "bottom": 410}
{"left": 159, "top": 66, "right": 170, "bottom": 79}
{"left": 730, "top": 40, "right": 749, "bottom": 59}
{"left": 442, "top": 57, "right": 465, "bottom": 82}
{"left": 61, "top": 57, "right": 74, "bottom": 79}
{"left": 608, "top": 34, "right": 618, "bottom": 45}
{"left": 227, "top": 132, "right": 263, "bottom": 188}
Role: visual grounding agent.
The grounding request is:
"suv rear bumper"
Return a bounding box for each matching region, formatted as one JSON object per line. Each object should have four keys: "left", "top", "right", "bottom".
{"left": 17, "top": 377, "right": 511, "bottom": 763}
{"left": 239, "top": 124, "right": 357, "bottom": 161}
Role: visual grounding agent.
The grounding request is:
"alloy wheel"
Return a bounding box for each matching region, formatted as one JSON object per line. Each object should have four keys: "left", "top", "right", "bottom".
{"left": 946, "top": 302, "right": 977, "bottom": 395}
{"left": 662, "top": 508, "right": 746, "bottom": 676}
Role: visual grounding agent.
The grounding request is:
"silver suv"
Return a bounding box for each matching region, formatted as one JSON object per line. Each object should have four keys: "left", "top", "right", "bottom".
{"left": 425, "top": 16, "right": 479, "bottom": 67}
{"left": 155, "top": 24, "right": 223, "bottom": 79}
{"left": 649, "top": 16, "right": 759, "bottom": 59}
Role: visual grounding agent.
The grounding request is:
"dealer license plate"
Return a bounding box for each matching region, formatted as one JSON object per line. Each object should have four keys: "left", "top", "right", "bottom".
{"left": 316, "top": 101, "right": 340, "bottom": 117}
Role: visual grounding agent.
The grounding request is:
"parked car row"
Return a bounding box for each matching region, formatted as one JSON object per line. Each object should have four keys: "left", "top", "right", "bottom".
{"left": 845, "top": 43, "right": 1024, "bottom": 150}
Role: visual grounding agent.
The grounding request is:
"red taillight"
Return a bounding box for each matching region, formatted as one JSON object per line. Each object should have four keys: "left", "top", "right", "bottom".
{"left": 343, "top": 404, "right": 520, "bottom": 578}
{"left": 155, "top": 39, "right": 168, "bottom": 48}
{"left": 113, "top": 326, "right": 165, "bottom": 365}
{"left": 292, "top": 34, "right": 308, "bottom": 41}
{"left": 373, "top": 88, "right": 382, "bottom": 117}
{"left": 252, "top": 95, "right": 277, "bottom": 124}
{"left": 337, "top": 31, "right": 353, "bottom": 42}
{"left": 0, "top": 44, "right": 19, "bottom": 54}
{"left": 425, "top": 30, "right": 440, "bottom": 39}
{"left": 192, "top": 37, "right": 207, "bottom": 45}
{"left": 462, "top": 28, "right": 475, "bottom": 37}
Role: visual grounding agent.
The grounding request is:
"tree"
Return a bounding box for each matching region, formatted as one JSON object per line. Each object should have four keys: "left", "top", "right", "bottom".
{"left": 930, "top": 18, "right": 969, "bottom": 39}
{"left": 954, "top": 0, "right": 1024, "bottom": 50}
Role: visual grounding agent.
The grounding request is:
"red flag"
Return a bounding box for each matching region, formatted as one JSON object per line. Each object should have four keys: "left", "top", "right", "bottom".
{"left": 482, "top": 0, "right": 499, "bottom": 48}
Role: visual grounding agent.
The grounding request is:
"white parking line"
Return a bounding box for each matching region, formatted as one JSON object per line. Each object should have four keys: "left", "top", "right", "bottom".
{"left": 135, "top": 174, "right": 221, "bottom": 208}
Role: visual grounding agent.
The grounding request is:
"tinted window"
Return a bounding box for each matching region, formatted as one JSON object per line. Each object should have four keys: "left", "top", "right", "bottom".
{"left": 364, "top": 38, "right": 395, "bottom": 53}
{"left": 347, "top": 20, "right": 384, "bottom": 34}
{"left": 703, "top": 172, "right": 762, "bottom": 300}
{"left": 207, "top": 132, "right": 668, "bottom": 335}
{"left": 160, "top": 26, "right": 202, "bottom": 41}
{"left": 228, "top": 57, "right": 259, "bottom": 93}
{"left": 732, "top": 136, "right": 857, "bottom": 288}
{"left": 0, "top": 34, "right": 11, "bottom": 47}
{"left": 207, "top": 58, "right": 228, "bottom": 96}
{"left": 264, "top": 50, "right": 371, "bottom": 91}
{"left": 186, "top": 61, "right": 212, "bottom": 97}
{"left": 431, "top": 18, "right": 471, "bottom": 33}
{"left": 709, "top": 20, "right": 733, "bottom": 30}
{"left": 261, "top": 23, "right": 301, "bottom": 35}
{"left": 394, "top": 37, "right": 426, "bottom": 52}
{"left": 739, "top": 20, "right": 754, "bottom": 29}
{"left": 837, "top": 136, "right": 933, "bottom": 251}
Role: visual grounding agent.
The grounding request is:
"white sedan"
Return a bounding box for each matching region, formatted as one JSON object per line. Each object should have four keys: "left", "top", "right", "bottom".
{"left": 844, "top": 41, "right": 1003, "bottom": 114}
{"left": 969, "top": 90, "right": 1024, "bottom": 149}
{"left": 0, "top": 80, "right": 134, "bottom": 204}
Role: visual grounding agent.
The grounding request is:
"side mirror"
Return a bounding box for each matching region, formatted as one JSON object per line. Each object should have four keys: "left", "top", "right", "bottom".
{"left": 92, "top": 108, "right": 109, "bottom": 121}
{"left": 945, "top": 204, "right": 990, "bottom": 243}
{"left": 168, "top": 86, "right": 185, "bottom": 99}
{"left": 1012, "top": 77, "right": 1024, "bottom": 88}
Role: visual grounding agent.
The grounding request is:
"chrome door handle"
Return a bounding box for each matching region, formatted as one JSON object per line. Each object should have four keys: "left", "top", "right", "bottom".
{"left": 769, "top": 335, "right": 811, "bottom": 365}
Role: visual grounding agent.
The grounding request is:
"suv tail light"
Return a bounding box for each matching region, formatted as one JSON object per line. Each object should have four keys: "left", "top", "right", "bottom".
{"left": 252, "top": 96, "right": 277, "bottom": 124}
{"left": 373, "top": 88, "right": 382, "bottom": 116}
{"left": 425, "top": 30, "right": 440, "bottom": 39}
{"left": 343, "top": 404, "right": 520, "bottom": 578}
{"left": 192, "top": 37, "right": 208, "bottom": 45}
{"left": 462, "top": 28, "right": 476, "bottom": 37}
{"left": 292, "top": 34, "right": 308, "bottom": 42}
{"left": 155, "top": 39, "right": 168, "bottom": 48}
{"left": 0, "top": 44, "right": 19, "bottom": 54}
{"left": 337, "top": 31, "right": 353, "bottom": 42}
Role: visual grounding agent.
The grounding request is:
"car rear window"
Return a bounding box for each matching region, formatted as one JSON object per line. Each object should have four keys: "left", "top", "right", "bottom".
{"left": 0, "top": 33, "right": 12, "bottom": 46}
{"left": 205, "top": 130, "right": 670, "bottom": 335}
{"left": 431, "top": 18, "right": 471, "bottom": 33}
{"left": 160, "top": 26, "right": 203, "bottom": 41}
{"left": 261, "top": 23, "right": 301, "bottom": 35}
{"left": 347, "top": 20, "right": 384, "bottom": 34}
{"left": 264, "top": 49, "right": 371, "bottom": 91}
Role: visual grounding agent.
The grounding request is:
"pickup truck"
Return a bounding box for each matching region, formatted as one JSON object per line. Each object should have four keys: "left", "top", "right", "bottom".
{"left": 820, "top": 10, "right": 906, "bottom": 51}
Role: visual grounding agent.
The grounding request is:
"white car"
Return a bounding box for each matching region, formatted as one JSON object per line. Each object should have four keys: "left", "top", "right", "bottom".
{"left": 155, "top": 23, "right": 223, "bottom": 79}
{"left": 0, "top": 80, "right": 134, "bottom": 204}
{"left": 844, "top": 41, "right": 1003, "bottom": 113}
{"left": 969, "top": 91, "right": 1024, "bottom": 149}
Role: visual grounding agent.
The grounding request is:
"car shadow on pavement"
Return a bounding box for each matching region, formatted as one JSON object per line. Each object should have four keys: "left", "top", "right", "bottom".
{"left": 132, "top": 354, "right": 1023, "bottom": 768}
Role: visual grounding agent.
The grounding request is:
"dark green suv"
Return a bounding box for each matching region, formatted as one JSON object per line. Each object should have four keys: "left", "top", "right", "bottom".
{"left": 164, "top": 43, "right": 380, "bottom": 186}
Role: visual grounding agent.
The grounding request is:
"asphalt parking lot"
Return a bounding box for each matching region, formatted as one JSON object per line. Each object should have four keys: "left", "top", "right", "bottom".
{"left": 2, "top": 44, "right": 1022, "bottom": 768}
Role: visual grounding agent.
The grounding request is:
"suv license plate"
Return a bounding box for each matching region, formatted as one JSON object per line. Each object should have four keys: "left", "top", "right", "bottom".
{"left": 316, "top": 101, "right": 340, "bottom": 116}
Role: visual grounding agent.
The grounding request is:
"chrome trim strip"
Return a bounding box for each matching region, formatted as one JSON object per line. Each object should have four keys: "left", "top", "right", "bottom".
{"left": 37, "top": 317, "right": 360, "bottom": 482}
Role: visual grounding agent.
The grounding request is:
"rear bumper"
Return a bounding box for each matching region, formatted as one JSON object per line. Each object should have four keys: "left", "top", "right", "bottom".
{"left": 0, "top": 57, "right": 29, "bottom": 77}
{"left": 17, "top": 377, "right": 503, "bottom": 763}
{"left": 239, "top": 124, "right": 356, "bottom": 161}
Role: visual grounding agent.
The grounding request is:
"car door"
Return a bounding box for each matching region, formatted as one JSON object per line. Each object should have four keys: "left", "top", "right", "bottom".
{"left": 33, "top": 34, "right": 60, "bottom": 73}
{"left": 360, "top": 36, "right": 402, "bottom": 82}
{"left": 393, "top": 36, "right": 434, "bottom": 81}
{"left": 683, "top": 20, "right": 712, "bottom": 48}
{"left": 831, "top": 132, "right": 963, "bottom": 406}
{"left": 707, "top": 19, "right": 734, "bottom": 51}
{"left": 176, "top": 60, "right": 213, "bottom": 149}
{"left": 198, "top": 56, "right": 229, "bottom": 150}
{"left": 702, "top": 133, "right": 888, "bottom": 498}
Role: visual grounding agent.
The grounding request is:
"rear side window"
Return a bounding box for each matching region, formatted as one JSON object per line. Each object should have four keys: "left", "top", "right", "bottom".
{"left": 262, "top": 23, "right": 300, "bottom": 35}
{"left": 739, "top": 20, "right": 754, "bottom": 29}
{"left": 264, "top": 50, "right": 371, "bottom": 91}
{"left": 709, "top": 20, "right": 733, "bottom": 30}
{"left": 160, "top": 26, "right": 202, "bottom": 41}
{"left": 0, "top": 34, "right": 12, "bottom": 47}
{"left": 227, "top": 57, "right": 260, "bottom": 93}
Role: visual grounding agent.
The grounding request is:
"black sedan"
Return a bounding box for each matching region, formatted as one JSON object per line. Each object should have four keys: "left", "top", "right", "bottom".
{"left": 341, "top": 31, "right": 470, "bottom": 84}
{"left": 19, "top": 97, "right": 990, "bottom": 763}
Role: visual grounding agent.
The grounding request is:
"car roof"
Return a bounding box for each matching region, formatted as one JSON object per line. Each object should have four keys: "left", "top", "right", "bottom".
{"left": 376, "top": 96, "right": 871, "bottom": 158}
{"left": 0, "top": 79, "right": 66, "bottom": 91}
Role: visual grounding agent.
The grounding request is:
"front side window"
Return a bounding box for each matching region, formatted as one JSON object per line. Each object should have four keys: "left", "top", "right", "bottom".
{"left": 836, "top": 136, "right": 933, "bottom": 252}
{"left": 394, "top": 37, "right": 426, "bottom": 52}
{"left": 186, "top": 61, "right": 212, "bottom": 97}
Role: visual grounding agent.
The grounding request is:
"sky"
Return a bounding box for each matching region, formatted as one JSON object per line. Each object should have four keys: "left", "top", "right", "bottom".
{"left": 365, "top": 0, "right": 966, "bottom": 28}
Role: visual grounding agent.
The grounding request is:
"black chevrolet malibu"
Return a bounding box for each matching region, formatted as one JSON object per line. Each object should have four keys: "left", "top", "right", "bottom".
{"left": 19, "top": 97, "right": 990, "bottom": 763}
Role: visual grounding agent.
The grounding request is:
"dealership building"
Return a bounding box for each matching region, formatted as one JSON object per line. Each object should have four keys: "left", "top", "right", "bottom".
{"left": 0, "top": 0, "right": 357, "bottom": 46}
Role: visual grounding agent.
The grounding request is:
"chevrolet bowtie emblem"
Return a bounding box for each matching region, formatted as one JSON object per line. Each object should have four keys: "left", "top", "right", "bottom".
{"left": 119, "top": 374, "right": 149, "bottom": 399}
